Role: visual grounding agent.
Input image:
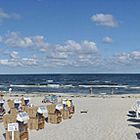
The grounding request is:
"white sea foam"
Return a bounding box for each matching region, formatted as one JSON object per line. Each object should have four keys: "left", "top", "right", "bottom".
{"left": 9, "top": 84, "right": 73, "bottom": 89}
{"left": 92, "top": 80, "right": 100, "bottom": 83}
{"left": 129, "top": 86, "right": 140, "bottom": 89}
{"left": 47, "top": 84, "right": 60, "bottom": 88}
{"left": 7, "top": 84, "right": 129, "bottom": 89}
{"left": 104, "top": 81, "right": 111, "bottom": 83}
{"left": 79, "top": 85, "right": 128, "bottom": 88}
{"left": 47, "top": 80, "right": 53, "bottom": 83}
{"left": 100, "top": 93, "right": 107, "bottom": 95}
{"left": 10, "top": 84, "right": 47, "bottom": 88}
{"left": 61, "top": 84, "right": 74, "bottom": 88}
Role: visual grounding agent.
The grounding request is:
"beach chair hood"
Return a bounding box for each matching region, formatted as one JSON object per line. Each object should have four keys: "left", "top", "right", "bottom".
{"left": 56, "top": 104, "right": 63, "bottom": 111}
{"left": 24, "top": 97, "right": 30, "bottom": 106}
{"left": 133, "top": 100, "right": 140, "bottom": 111}
{"left": 24, "top": 97, "right": 30, "bottom": 101}
{"left": 16, "top": 112, "right": 29, "bottom": 123}
{"left": 0, "top": 99, "right": 5, "bottom": 105}
{"left": 37, "top": 106, "right": 48, "bottom": 118}
{"left": 62, "top": 99, "right": 67, "bottom": 105}
{"left": 14, "top": 99, "right": 22, "bottom": 104}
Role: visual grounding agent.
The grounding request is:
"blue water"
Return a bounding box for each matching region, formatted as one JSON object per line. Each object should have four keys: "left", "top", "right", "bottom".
{"left": 0, "top": 74, "right": 140, "bottom": 95}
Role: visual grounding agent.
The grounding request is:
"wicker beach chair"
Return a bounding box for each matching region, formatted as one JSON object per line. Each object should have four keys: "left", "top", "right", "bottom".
{"left": 132, "top": 100, "right": 140, "bottom": 118}
{"left": 0, "top": 99, "right": 6, "bottom": 121}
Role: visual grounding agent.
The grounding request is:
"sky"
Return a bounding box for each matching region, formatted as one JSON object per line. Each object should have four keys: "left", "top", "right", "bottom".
{"left": 0, "top": 0, "right": 140, "bottom": 74}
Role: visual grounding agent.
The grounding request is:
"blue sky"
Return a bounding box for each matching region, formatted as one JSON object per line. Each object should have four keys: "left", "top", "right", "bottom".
{"left": 0, "top": 0, "right": 140, "bottom": 73}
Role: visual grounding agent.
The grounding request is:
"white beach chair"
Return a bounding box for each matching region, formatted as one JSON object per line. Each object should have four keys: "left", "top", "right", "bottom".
{"left": 132, "top": 100, "right": 140, "bottom": 118}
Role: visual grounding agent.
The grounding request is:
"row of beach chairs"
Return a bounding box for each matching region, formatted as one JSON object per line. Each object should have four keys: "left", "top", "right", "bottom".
{"left": 0, "top": 94, "right": 75, "bottom": 140}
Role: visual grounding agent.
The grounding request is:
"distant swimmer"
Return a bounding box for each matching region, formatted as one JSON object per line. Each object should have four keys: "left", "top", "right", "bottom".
{"left": 9, "top": 88, "right": 12, "bottom": 93}
{"left": 111, "top": 88, "right": 114, "bottom": 94}
{"left": 89, "top": 87, "right": 93, "bottom": 94}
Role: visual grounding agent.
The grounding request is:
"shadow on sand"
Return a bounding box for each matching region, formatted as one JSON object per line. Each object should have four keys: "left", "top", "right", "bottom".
{"left": 127, "top": 110, "right": 136, "bottom": 117}
{"left": 128, "top": 124, "right": 140, "bottom": 129}
{"left": 127, "top": 110, "right": 140, "bottom": 139}
{"left": 127, "top": 118, "right": 140, "bottom": 123}
{"left": 136, "top": 133, "right": 140, "bottom": 140}
{"left": 3, "top": 133, "right": 6, "bottom": 139}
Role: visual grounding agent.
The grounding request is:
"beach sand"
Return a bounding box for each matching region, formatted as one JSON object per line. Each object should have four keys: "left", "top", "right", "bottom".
{"left": 0, "top": 93, "right": 140, "bottom": 140}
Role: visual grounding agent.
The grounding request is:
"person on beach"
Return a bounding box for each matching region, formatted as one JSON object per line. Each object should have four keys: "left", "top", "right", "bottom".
{"left": 89, "top": 87, "right": 93, "bottom": 94}
{"left": 66, "top": 99, "right": 71, "bottom": 108}
{"left": 62, "top": 99, "right": 67, "bottom": 110}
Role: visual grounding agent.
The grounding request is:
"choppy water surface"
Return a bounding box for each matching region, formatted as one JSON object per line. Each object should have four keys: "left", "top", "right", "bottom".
{"left": 0, "top": 74, "right": 140, "bottom": 95}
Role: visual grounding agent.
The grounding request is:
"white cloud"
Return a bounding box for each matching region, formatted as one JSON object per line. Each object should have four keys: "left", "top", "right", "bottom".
{"left": 0, "top": 59, "right": 9, "bottom": 65}
{"left": 102, "top": 36, "right": 113, "bottom": 44}
{"left": 0, "top": 8, "right": 9, "bottom": 19}
{"left": 21, "top": 57, "right": 38, "bottom": 66}
{"left": 66, "top": 40, "right": 81, "bottom": 51}
{"left": 2, "top": 47, "right": 140, "bottom": 72}
{"left": 78, "top": 54, "right": 100, "bottom": 65}
{"left": 0, "top": 51, "right": 38, "bottom": 67}
{"left": 56, "top": 40, "right": 97, "bottom": 54}
{"left": 0, "top": 59, "right": 22, "bottom": 67}
{"left": 0, "top": 31, "right": 100, "bottom": 68}
{"left": 50, "top": 52, "right": 68, "bottom": 60}
{"left": 113, "top": 51, "right": 140, "bottom": 65}
{"left": 10, "top": 51, "right": 19, "bottom": 59}
{"left": 4, "top": 32, "right": 33, "bottom": 47}
{"left": 2, "top": 32, "right": 48, "bottom": 49}
{"left": 46, "top": 40, "right": 99, "bottom": 67}
{"left": 91, "top": 13, "right": 118, "bottom": 27}
{"left": 1, "top": 33, "right": 98, "bottom": 57}
{"left": 130, "top": 51, "right": 140, "bottom": 60}
{"left": 82, "top": 40, "right": 97, "bottom": 53}
{"left": 114, "top": 53, "right": 130, "bottom": 64}
{"left": 32, "top": 35, "right": 48, "bottom": 50}
{"left": 0, "top": 8, "right": 21, "bottom": 23}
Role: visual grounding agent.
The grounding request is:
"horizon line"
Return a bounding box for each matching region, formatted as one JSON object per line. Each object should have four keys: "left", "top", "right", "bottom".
{"left": 0, "top": 72, "right": 140, "bottom": 75}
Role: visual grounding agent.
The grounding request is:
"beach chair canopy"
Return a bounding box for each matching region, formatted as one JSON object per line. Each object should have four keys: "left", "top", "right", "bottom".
{"left": 14, "top": 99, "right": 22, "bottom": 104}
{"left": 16, "top": 112, "right": 29, "bottom": 123}
{"left": 24, "top": 97, "right": 30, "bottom": 101}
{"left": 37, "top": 106, "right": 48, "bottom": 118}
{"left": 24, "top": 97, "right": 30, "bottom": 106}
{"left": 55, "top": 104, "right": 63, "bottom": 111}
{"left": 133, "top": 100, "right": 140, "bottom": 111}
{"left": 0, "top": 99, "right": 5, "bottom": 104}
{"left": 14, "top": 99, "right": 22, "bottom": 110}
{"left": 62, "top": 99, "right": 67, "bottom": 105}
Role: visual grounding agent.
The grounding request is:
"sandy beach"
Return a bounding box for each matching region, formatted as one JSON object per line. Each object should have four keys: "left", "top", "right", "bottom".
{"left": 0, "top": 93, "right": 140, "bottom": 140}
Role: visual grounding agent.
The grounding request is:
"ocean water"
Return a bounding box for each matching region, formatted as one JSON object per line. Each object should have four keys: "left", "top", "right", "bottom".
{"left": 0, "top": 74, "right": 140, "bottom": 95}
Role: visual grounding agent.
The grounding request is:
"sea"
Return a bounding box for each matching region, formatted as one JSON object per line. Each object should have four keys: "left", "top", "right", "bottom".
{"left": 0, "top": 74, "right": 140, "bottom": 95}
